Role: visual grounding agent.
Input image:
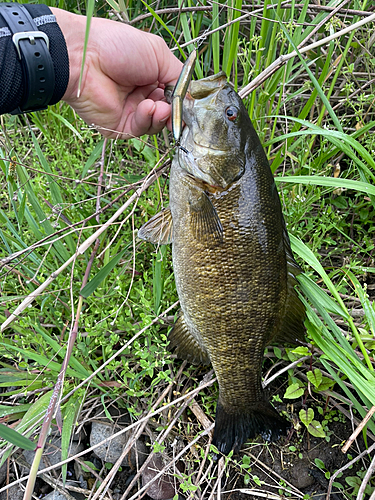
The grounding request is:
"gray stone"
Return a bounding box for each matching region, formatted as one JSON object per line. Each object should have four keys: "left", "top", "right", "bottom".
{"left": 288, "top": 458, "right": 315, "bottom": 489}
{"left": 90, "top": 421, "right": 147, "bottom": 468}
{"left": 42, "top": 482, "right": 77, "bottom": 500}
{"left": 23, "top": 436, "right": 84, "bottom": 471}
{"left": 0, "top": 463, "right": 7, "bottom": 487}
{"left": 0, "top": 485, "right": 24, "bottom": 500}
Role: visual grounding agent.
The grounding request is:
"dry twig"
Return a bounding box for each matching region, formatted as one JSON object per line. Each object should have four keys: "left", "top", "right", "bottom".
{"left": 0, "top": 374, "right": 216, "bottom": 494}
{"left": 1, "top": 160, "right": 168, "bottom": 332}
{"left": 342, "top": 405, "right": 375, "bottom": 454}
{"left": 327, "top": 442, "right": 375, "bottom": 500}
{"left": 239, "top": 12, "right": 375, "bottom": 98}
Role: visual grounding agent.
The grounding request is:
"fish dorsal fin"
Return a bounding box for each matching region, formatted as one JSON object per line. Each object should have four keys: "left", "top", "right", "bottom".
{"left": 282, "top": 218, "right": 301, "bottom": 279}
{"left": 271, "top": 277, "right": 306, "bottom": 345}
{"left": 189, "top": 191, "right": 223, "bottom": 244}
{"left": 138, "top": 207, "right": 173, "bottom": 245}
{"left": 169, "top": 312, "right": 211, "bottom": 366}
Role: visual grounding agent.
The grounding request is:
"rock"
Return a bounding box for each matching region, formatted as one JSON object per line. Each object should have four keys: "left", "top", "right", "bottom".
{"left": 42, "top": 482, "right": 81, "bottom": 500}
{"left": 0, "top": 485, "right": 24, "bottom": 500}
{"left": 0, "top": 463, "right": 7, "bottom": 487}
{"left": 73, "top": 461, "right": 88, "bottom": 489}
{"left": 288, "top": 458, "right": 315, "bottom": 489}
{"left": 90, "top": 421, "right": 147, "bottom": 468}
{"left": 23, "top": 435, "right": 84, "bottom": 471}
{"left": 42, "top": 490, "right": 69, "bottom": 500}
{"left": 141, "top": 454, "right": 178, "bottom": 500}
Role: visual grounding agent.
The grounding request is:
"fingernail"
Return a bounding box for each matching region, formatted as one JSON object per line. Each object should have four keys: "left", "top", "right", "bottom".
{"left": 159, "top": 115, "right": 169, "bottom": 124}
{"left": 148, "top": 104, "right": 156, "bottom": 116}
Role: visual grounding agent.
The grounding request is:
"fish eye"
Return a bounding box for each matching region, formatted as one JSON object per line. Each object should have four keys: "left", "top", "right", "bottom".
{"left": 225, "top": 106, "right": 238, "bottom": 122}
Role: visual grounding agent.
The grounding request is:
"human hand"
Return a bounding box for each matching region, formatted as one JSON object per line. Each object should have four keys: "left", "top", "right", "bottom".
{"left": 51, "top": 8, "right": 183, "bottom": 139}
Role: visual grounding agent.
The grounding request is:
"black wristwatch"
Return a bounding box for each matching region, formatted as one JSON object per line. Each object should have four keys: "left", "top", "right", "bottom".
{"left": 0, "top": 3, "right": 55, "bottom": 114}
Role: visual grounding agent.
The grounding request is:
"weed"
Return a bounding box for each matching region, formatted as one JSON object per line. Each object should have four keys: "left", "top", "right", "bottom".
{"left": 1, "top": 0, "right": 375, "bottom": 498}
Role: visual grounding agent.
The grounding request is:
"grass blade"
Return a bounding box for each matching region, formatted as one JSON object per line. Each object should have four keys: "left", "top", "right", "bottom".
{"left": 0, "top": 424, "right": 36, "bottom": 450}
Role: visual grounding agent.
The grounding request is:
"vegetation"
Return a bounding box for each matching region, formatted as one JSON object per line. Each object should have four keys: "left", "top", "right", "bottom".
{"left": 0, "top": 0, "right": 375, "bottom": 498}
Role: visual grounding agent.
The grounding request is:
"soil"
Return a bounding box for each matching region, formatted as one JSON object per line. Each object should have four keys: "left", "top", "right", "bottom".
{"left": 224, "top": 420, "right": 362, "bottom": 500}
{"left": 2, "top": 276, "right": 374, "bottom": 500}
{"left": 2, "top": 393, "right": 372, "bottom": 500}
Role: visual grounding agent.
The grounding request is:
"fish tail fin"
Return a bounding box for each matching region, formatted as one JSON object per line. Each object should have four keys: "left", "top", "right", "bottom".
{"left": 212, "top": 400, "right": 290, "bottom": 456}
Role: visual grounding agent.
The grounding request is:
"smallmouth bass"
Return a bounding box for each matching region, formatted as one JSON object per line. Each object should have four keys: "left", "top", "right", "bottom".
{"left": 139, "top": 72, "right": 305, "bottom": 455}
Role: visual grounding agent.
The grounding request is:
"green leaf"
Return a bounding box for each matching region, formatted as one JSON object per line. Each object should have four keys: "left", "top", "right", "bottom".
{"left": 299, "top": 408, "right": 314, "bottom": 427}
{"left": 273, "top": 347, "right": 282, "bottom": 359}
{"left": 275, "top": 20, "right": 342, "bottom": 133}
{"left": 61, "top": 391, "right": 83, "bottom": 483}
{"left": 297, "top": 274, "right": 344, "bottom": 317}
{"left": 16, "top": 391, "right": 54, "bottom": 435}
{"left": 0, "top": 404, "right": 31, "bottom": 418}
{"left": 0, "top": 423, "right": 35, "bottom": 450}
{"left": 314, "top": 458, "right": 325, "bottom": 469}
{"left": 138, "top": 0, "right": 183, "bottom": 57}
{"left": 292, "top": 346, "right": 310, "bottom": 356}
{"left": 275, "top": 175, "right": 375, "bottom": 198}
{"left": 318, "top": 377, "right": 335, "bottom": 392}
{"left": 82, "top": 139, "right": 105, "bottom": 178}
{"left": 1, "top": 391, "right": 53, "bottom": 466}
{"left": 345, "top": 476, "right": 361, "bottom": 488}
{"left": 308, "top": 420, "right": 326, "bottom": 438}
{"left": 35, "top": 327, "right": 91, "bottom": 379}
{"left": 48, "top": 111, "right": 84, "bottom": 141}
{"left": 82, "top": 460, "right": 99, "bottom": 473}
{"left": 307, "top": 369, "right": 323, "bottom": 389}
{"left": 80, "top": 245, "right": 130, "bottom": 298}
{"left": 346, "top": 270, "right": 375, "bottom": 337}
{"left": 331, "top": 196, "right": 347, "bottom": 209}
{"left": 253, "top": 475, "right": 262, "bottom": 486}
{"left": 0, "top": 344, "right": 87, "bottom": 381}
{"left": 284, "top": 383, "right": 304, "bottom": 399}
{"left": 15, "top": 162, "right": 69, "bottom": 262}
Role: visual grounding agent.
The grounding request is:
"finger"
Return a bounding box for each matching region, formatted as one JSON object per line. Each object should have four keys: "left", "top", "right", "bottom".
{"left": 134, "top": 100, "right": 173, "bottom": 137}
{"left": 147, "top": 87, "right": 166, "bottom": 102}
{"left": 151, "top": 35, "right": 184, "bottom": 86}
{"left": 126, "top": 99, "right": 168, "bottom": 137}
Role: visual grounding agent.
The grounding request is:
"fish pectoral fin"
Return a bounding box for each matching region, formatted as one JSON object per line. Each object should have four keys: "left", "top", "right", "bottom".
{"left": 138, "top": 207, "right": 173, "bottom": 245}
{"left": 189, "top": 192, "right": 223, "bottom": 244}
{"left": 169, "top": 312, "right": 211, "bottom": 366}
{"left": 272, "top": 278, "right": 306, "bottom": 345}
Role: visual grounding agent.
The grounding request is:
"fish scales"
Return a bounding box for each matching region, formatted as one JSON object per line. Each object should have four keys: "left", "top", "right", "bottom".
{"left": 170, "top": 155, "right": 287, "bottom": 402}
{"left": 138, "top": 72, "right": 305, "bottom": 455}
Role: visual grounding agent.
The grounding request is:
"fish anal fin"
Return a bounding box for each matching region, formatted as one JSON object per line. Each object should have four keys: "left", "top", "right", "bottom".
{"left": 272, "top": 279, "right": 306, "bottom": 346}
{"left": 169, "top": 312, "right": 211, "bottom": 366}
{"left": 138, "top": 207, "right": 173, "bottom": 245}
{"left": 189, "top": 191, "right": 223, "bottom": 244}
{"left": 212, "top": 400, "right": 290, "bottom": 456}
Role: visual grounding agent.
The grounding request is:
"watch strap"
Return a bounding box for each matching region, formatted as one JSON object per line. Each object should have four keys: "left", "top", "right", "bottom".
{"left": 0, "top": 3, "right": 55, "bottom": 114}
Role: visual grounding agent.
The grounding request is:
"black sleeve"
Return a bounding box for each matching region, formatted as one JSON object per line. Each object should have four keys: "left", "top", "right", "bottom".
{"left": 0, "top": 3, "right": 69, "bottom": 114}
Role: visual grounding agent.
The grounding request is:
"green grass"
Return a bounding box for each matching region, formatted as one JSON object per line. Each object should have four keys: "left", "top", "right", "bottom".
{"left": 1, "top": 0, "right": 375, "bottom": 498}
